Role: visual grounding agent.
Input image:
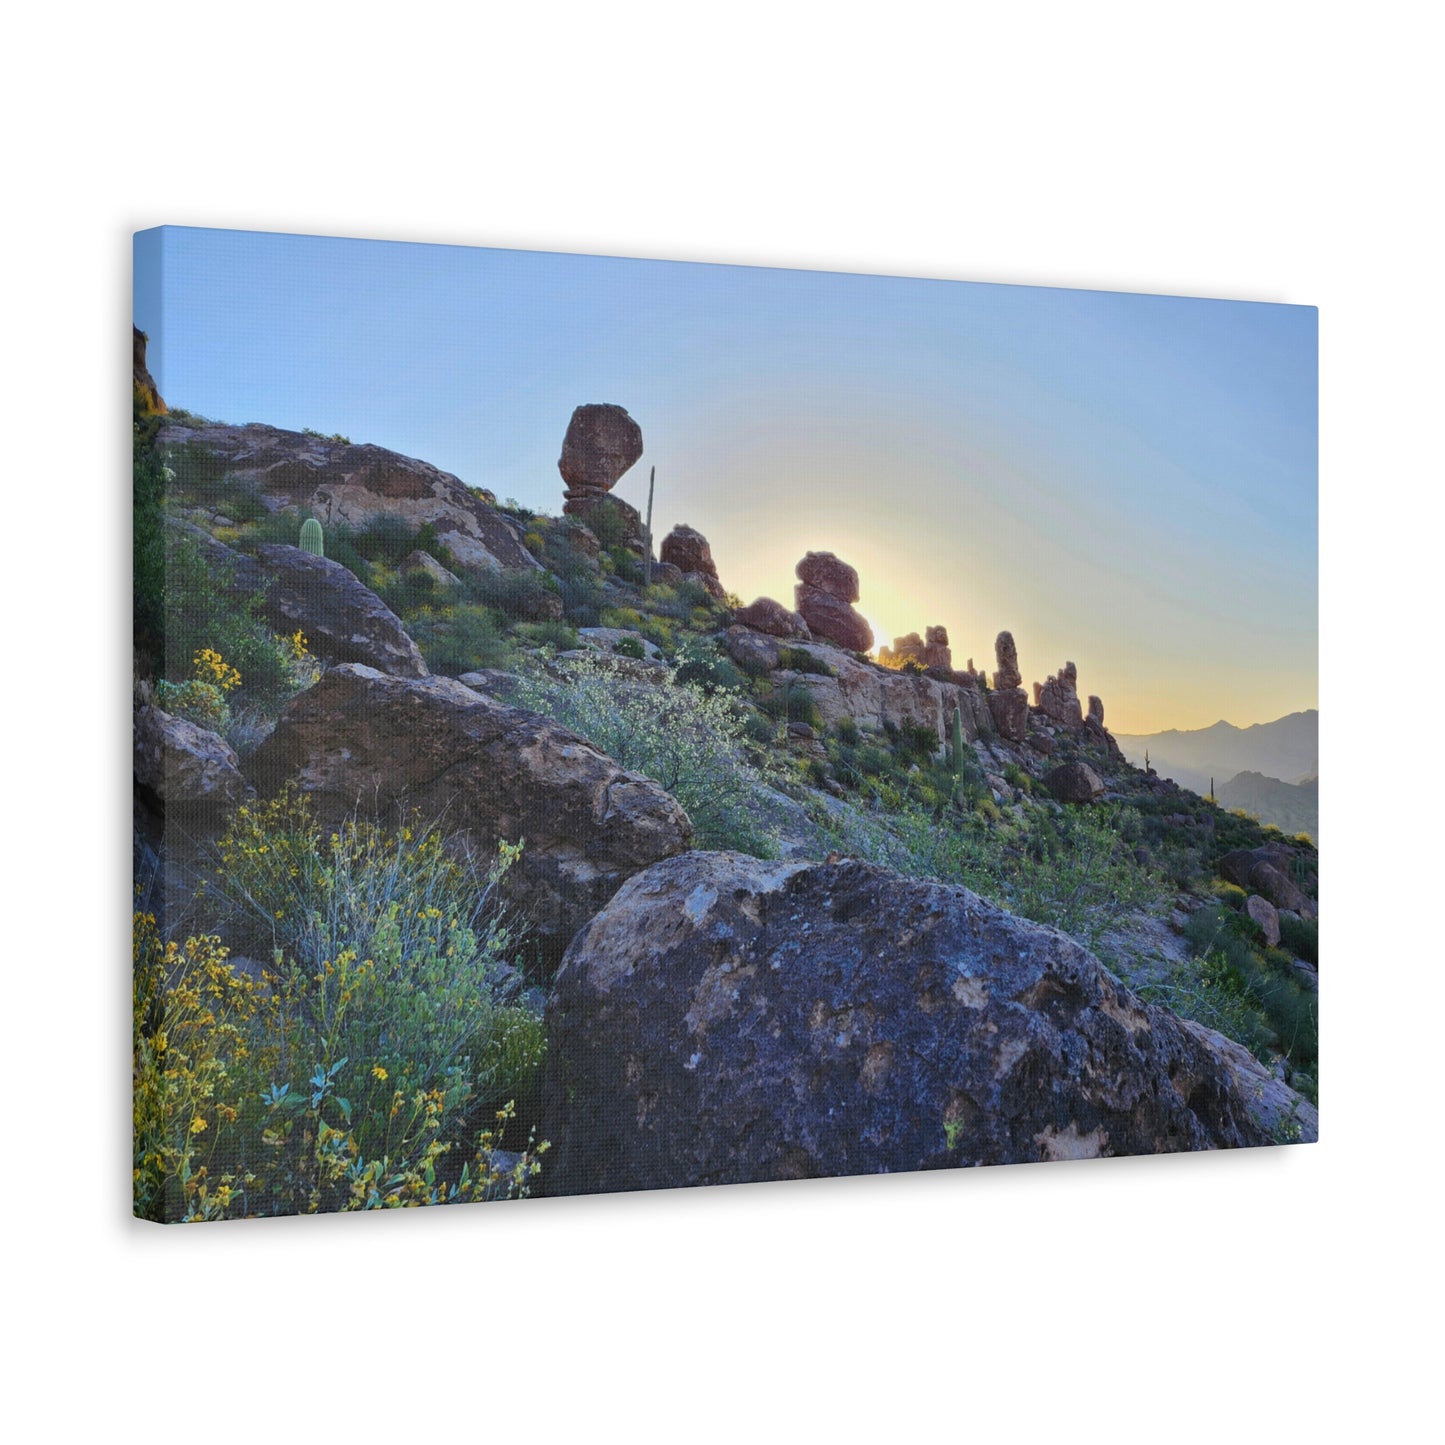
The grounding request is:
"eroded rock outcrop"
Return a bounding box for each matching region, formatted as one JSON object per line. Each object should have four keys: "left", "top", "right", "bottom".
{"left": 774, "top": 641, "right": 992, "bottom": 741}
{"left": 794, "top": 552, "right": 873, "bottom": 653}
{"left": 247, "top": 665, "right": 693, "bottom": 966}
{"left": 879, "top": 626, "right": 952, "bottom": 672}
{"left": 158, "top": 421, "right": 539, "bottom": 572}
{"left": 1219, "top": 846, "right": 1316, "bottom": 919}
{"left": 1037, "top": 661, "right": 1084, "bottom": 729}
{"left": 541, "top": 852, "right": 1295, "bottom": 1195}
{"left": 989, "top": 631, "right": 1029, "bottom": 742}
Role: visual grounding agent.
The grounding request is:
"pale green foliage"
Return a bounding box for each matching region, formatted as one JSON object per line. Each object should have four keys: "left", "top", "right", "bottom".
{"left": 816, "top": 797, "right": 1165, "bottom": 949}
{"left": 513, "top": 651, "right": 786, "bottom": 856}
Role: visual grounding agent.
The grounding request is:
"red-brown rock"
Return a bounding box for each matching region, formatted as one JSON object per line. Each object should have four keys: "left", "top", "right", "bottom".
{"left": 988, "top": 687, "right": 1029, "bottom": 743}
{"left": 994, "top": 631, "right": 1022, "bottom": 691}
{"left": 796, "top": 551, "right": 860, "bottom": 603}
{"left": 558, "top": 404, "right": 644, "bottom": 501}
{"left": 737, "top": 596, "right": 808, "bottom": 638}
{"left": 660, "top": 524, "right": 719, "bottom": 585}
{"left": 795, "top": 584, "right": 873, "bottom": 653}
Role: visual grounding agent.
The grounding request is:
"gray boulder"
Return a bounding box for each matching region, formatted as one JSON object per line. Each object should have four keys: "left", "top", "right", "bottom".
{"left": 541, "top": 852, "right": 1300, "bottom": 1196}
{"left": 247, "top": 665, "right": 693, "bottom": 968}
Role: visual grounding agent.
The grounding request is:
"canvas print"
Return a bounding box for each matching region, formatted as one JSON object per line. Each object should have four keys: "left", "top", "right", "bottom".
{"left": 132, "top": 228, "right": 1318, "bottom": 1222}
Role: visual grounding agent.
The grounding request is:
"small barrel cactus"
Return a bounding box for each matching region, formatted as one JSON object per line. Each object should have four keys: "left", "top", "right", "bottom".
{"left": 299, "top": 517, "right": 325, "bottom": 557}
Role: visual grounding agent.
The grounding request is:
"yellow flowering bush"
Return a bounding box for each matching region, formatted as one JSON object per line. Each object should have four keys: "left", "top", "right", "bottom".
{"left": 135, "top": 794, "right": 548, "bottom": 1222}
{"left": 155, "top": 648, "right": 242, "bottom": 731}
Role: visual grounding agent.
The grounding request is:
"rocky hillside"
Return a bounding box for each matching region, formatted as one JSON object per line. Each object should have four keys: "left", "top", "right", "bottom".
{"left": 1115, "top": 711, "right": 1319, "bottom": 797}
{"left": 133, "top": 389, "right": 1320, "bottom": 1219}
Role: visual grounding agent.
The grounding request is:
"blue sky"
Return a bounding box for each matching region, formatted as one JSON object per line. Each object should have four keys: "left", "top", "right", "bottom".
{"left": 135, "top": 226, "right": 1317, "bottom": 732}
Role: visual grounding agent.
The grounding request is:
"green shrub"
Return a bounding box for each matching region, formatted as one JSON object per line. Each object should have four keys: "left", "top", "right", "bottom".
{"left": 834, "top": 719, "right": 861, "bottom": 747}
{"left": 161, "top": 535, "right": 317, "bottom": 709}
{"left": 513, "top": 652, "right": 786, "bottom": 856}
{"left": 133, "top": 408, "right": 167, "bottom": 656}
{"left": 515, "top": 619, "right": 579, "bottom": 651}
{"left": 673, "top": 639, "right": 747, "bottom": 695}
{"left": 613, "top": 635, "right": 646, "bottom": 659}
{"left": 134, "top": 915, "right": 543, "bottom": 1221}
{"left": 410, "top": 604, "right": 513, "bottom": 675}
{"left": 757, "top": 681, "right": 823, "bottom": 730}
{"left": 777, "top": 646, "right": 835, "bottom": 677}
{"left": 465, "top": 566, "right": 560, "bottom": 621}
{"left": 1210, "top": 879, "right": 1249, "bottom": 911}
{"left": 1278, "top": 912, "right": 1318, "bottom": 965}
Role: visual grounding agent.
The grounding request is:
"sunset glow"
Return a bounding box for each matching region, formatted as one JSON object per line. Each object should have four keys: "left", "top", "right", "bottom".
{"left": 135, "top": 229, "right": 1316, "bottom": 734}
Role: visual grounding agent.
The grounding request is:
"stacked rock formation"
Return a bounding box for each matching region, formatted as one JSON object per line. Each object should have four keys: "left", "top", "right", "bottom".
{"left": 660, "top": 523, "right": 726, "bottom": 599}
{"left": 794, "top": 552, "right": 873, "bottom": 653}
{"left": 558, "top": 404, "right": 646, "bottom": 547}
{"left": 1037, "top": 661, "right": 1084, "bottom": 729}
{"left": 987, "top": 630, "right": 1029, "bottom": 743}
{"left": 879, "top": 626, "right": 952, "bottom": 671}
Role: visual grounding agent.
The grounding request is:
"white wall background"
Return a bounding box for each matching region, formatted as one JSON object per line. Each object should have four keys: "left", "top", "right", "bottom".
{"left": 3, "top": 3, "right": 1435, "bottom": 1438}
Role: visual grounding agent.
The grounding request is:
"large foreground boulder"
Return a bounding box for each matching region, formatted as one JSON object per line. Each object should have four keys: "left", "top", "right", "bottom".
{"left": 541, "top": 852, "right": 1301, "bottom": 1196}
{"left": 247, "top": 665, "right": 693, "bottom": 967}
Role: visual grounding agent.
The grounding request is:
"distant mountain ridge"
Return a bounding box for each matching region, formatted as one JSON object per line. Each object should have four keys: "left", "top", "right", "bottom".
{"left": 1115, "top": 710, "right": 1319, "bottom": 838}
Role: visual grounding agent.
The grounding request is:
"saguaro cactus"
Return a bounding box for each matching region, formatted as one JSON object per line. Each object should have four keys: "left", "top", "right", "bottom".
{"left": 299, "top": 517, "right": 325, "bottom": 557}
{"left": 643, "top": 465, "right": 656, "bottom": 586}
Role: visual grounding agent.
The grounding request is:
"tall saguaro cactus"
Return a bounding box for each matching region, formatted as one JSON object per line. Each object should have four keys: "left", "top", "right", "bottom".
{"left": 643, "top": 465, "right": 656, "bottom": 586}
{"left": 299, "top": 517, "right": 325, "bottom": 557}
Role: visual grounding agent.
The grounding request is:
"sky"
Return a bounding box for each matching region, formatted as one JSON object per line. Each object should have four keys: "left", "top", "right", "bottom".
{"left": 134, "top": 226, "right": 1317, "bottom": 735}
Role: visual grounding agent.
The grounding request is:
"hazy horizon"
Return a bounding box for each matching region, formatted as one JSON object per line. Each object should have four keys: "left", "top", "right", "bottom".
{"left": 135, "top": 227, "right": 1317, "bottom": 734}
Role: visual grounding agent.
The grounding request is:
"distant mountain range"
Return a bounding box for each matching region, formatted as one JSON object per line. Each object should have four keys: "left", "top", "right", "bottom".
{"left": 1114, "top": 710, "right": 1319, "bottom": 839}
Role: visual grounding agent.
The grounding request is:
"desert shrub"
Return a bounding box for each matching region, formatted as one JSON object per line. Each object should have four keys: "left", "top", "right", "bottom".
{"left": 136, "top": 791, "right": 548, "bottom": 1219}
{"left": 1002, "top": 762, "right": 1032, "bottom": 794}
{"left": 465, "top": 566, "right": 560, "bottom": 621}
{"left": 162, "top": 536, "right": 318, "bottom": 709}
{"left": 515, "top": 619, "right": 579, "bottom": 651}
{"left": 834, "top": 718, "right": 861, "bottom": 746}
{"left": 1134, "top": 951, "right": 1274, "bottom": 1059}
{"left": 613, "top": 635, "right": 646, "bottom": 659}
{"left": 1278, "top": 912, "right": 1318, "bottom": 965}
{"left": 513, "top": 652, "right": 786, "bottom": 856}
{"left": 585, "top": 499, "right": 632, "bottom": 551}
{"left": 1210, "top": 879, "right": 1249, "bottom": 911}
{"left": 818, "top": 799, "right": 1164, "bottom": 950}
{"left": 777, "top": 646, "right": 834, "bottom": 677}
{"left": 156, "top": 647, "right": 241, "bottom": 731}
{"left": 134, "top": 911, "right": 544, "bottom": 1222}
{"left": 674, "top": 639, "right": 747, "bottom": 695}
{"left": 410, "top": 603, "right": 513, "bottom": 674}
{"left": 134, "top": 409, "right": 167, "bottom": 656}
{"left": 757, "top": 681, "right": 823, "bottom": 730}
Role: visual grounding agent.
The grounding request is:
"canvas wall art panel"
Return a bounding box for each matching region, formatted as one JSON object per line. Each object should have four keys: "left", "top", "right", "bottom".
{"left": 133, "top": 228, "right": 1318, "bottom": 1222}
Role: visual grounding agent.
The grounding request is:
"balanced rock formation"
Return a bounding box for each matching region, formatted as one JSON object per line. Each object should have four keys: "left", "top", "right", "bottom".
{"left": 156, "top": 420, "right": 538, "bottom": 571}
{"left": 541, "top": 852, "right": 1297, "bottom": 1196}
{"left": 660, "top": 524, "right": 725, "bottom": 599}
{"left": 1043, "top": 761, "right": 1105, "bottom": 804}
{"left": 879, "top": 626, "right": 952, "bottom": 672}
{"left": 1037, "top": 661, "right": 1084, "bottom": 729}
{"left": 248, "top": 665, "right": 693, "bottom": 968}
{"left": 133, "top": 326, "right": 165, "bottom": 415}
{"left": 794, "top": 552, "right": 872, "bottom": 653}
{"left": 558, "top": 404, "right": 644, "bottom": 507}
{"left": 736, "top": 596, "right": 810, "bottom": 639}
{"left": 988, "top": 630, "right": 1029, "bottom": 742}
